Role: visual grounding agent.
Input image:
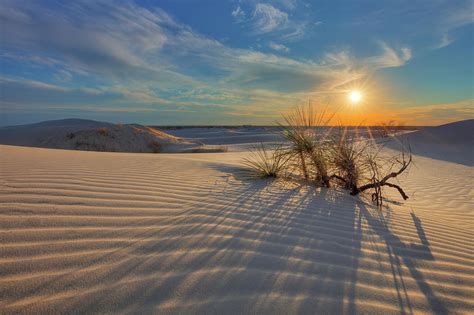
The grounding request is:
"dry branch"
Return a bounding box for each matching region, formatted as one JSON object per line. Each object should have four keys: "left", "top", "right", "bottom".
{"left": 351, "top": 150, "right": 412, "bottom": 204}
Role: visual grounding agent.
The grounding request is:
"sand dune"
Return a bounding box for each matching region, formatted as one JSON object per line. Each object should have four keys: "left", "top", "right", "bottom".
{"left": 0, "top": 119, "right": 203, "bottom": 153}
{"left": 389, "top": 119, "right": 474, "bottom": 166}
{"left": 0, "top": 144, "right": 473, "bottom": 314}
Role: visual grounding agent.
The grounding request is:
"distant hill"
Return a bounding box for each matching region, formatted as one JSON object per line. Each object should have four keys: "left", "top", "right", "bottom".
{"left": 389, "top": 119, "right": 474, "bottom": 166}
{"left": 0, "top": 119, "right": 114, "bottom": 146}
{"left": 404, "top": 119, "right": 474, "bottom": 145}
{"left": 0, "top": 119, "right": 202, "bottom": 153}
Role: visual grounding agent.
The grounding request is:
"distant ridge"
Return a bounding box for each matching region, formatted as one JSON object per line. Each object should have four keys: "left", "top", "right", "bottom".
{"left": 405, "top": 119, "right": 474, "bottom": 145}
{"left": 1, "top": 118, "right": 112, "bottom": 129}
{"left": 390, "top": 119, "right": 474, "bottom": 166}
{"left": 0, "top": 119, "right": 114, "bottom": 146}
{"left": 0, "top": 118, "right": 201, "bottom": 153}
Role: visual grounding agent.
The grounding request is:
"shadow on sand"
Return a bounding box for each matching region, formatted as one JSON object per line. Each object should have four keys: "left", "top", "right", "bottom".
{"left": 11, "top": 164, "right": 452, "bottom": 314}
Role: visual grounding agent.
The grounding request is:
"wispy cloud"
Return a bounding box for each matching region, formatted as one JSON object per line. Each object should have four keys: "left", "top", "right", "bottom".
{"left": 231, "top": 5, "right": 245, "bottom": 21}
{"left": 231, "top": 1, "right": 309, "bottom": 40}
{"left": 251, "top": 3, "right": 289, "bottom": 34}
{"left": 393, "top": 99, "right": 474, "bottom": 125}
{"left": 435, "top": 1, "right": 474, "bottom": 48}
{"left": 268, "top": 42, "right": 290, "bottom": 52}
{"left": 364, "top": 42, "right": 412, "bottom": 69}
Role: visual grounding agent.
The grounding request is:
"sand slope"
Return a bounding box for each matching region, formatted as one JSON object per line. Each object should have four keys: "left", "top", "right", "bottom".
{"left": 389, "top": 119, "right": 474, "bottom": 166}
{"left": 0, "top": 145, "right": 473, "bottom": 314}
{"left": 0, "top": 119, "right": 201, "bottom": 153}
{"left": 0, "top": 119, "right": 114, "bottom": 147}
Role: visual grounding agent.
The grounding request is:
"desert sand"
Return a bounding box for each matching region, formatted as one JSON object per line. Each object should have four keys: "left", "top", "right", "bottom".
{"left": 0, "top": 119, "right": 205, "bottom": 153}
{"left": 1, "top": 124, "right": 473, "bottom": 314}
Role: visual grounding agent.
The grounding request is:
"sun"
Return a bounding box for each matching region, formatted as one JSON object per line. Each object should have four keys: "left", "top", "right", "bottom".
{"left": 349, "top": 90, "right": 362, "bottom": 103}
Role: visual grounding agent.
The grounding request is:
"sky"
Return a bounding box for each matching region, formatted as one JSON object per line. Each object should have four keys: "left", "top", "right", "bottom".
{"left": 0, "top": 0, "right": 473, "bottom": 126}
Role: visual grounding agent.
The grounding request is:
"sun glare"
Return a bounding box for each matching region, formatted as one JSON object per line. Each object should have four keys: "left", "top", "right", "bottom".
{"left": 349, "top": 90, "right": 362, "bottom": 103}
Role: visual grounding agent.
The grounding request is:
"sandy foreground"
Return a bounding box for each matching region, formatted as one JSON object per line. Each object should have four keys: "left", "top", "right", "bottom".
{"left": 0, "top": 144, "right": 473, "bottom": 314}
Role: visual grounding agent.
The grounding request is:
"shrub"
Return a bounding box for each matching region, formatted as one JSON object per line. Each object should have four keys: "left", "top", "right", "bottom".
{"left": 97, "top": 127, "right": 109, "bottom": 137}
{"left": 148, "top": 141, "right": 162, "bottom": 153}
{"left": 329, "top": 126, "right": 368, "bottom": 194}
{"left": 243, "top": 144, "right": 290, "bottom": 178}
{"left": 242, "top": 103, "right": 412, "bottom": 205}
{"left": 278, "top": 103, "right": 334, "bottom": 186}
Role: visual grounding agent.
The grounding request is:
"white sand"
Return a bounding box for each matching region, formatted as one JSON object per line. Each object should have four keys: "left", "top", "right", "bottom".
{"left": 0, "top": 119, "right": 202, "bottom": 153}
{"left": 0, "top": 144, "right": 473, "bottom": 314}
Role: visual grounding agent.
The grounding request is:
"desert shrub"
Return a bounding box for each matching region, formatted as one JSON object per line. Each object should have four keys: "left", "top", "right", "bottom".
{"left": 378, "top": 120, "right": 406, "bottom": 138}
{"left": 242, "top": 103, "right": 412, "bottom": 205}
{"left": 148, "top": 141, "right": 162, "bottom": 153}
{"left": 353, "top": 146, "right": 412, "bottom": 206}
{"left": 97, "top": 127, "right": 109, "bottom": 137}
{"left": 329, "top": 126, "right": 369, "bottom": 194}
{"left": 329, "top": 126, "right": 412, "bottom": 204}
{"left": 185, "top": 146, "right": 228, "bottom": 153}
{"left": 243, "top": 144, "right": 290, "bottom": 178}
{"left": 279, "top": 103, "right": 334, "bottom": 186}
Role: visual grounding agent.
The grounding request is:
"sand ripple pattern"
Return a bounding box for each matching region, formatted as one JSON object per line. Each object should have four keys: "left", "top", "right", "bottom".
{"left": 0, "top": 145, "right": 473, "bottom": 314}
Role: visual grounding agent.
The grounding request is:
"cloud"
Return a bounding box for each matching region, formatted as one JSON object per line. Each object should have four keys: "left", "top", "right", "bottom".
{"left": 0, "top": 0, "right": 199, "bottom": 88}
{"left": 268, "top": 42, "right": 290, "bottom": 52}
{"left": 231, "top": 5, "right": 245, "bottom": 21}
{"left": 364, "top": 42, "right": 412, "bottom": 69}
{"left": 435, "top": 1, "right": 474, "bottom": 49}
{"left": 251, "top": 3, "right": 289, "bottom": 34}
{"left": 276, "top": 0, "right": 298, "bottom": 10}
{"left": 393, "top": 99, "right": 474, "bottom": 125}
{"left": 232, "top": 1, "right": 309, "bottom": 40}
{"left": 435, "top": 34, "right": 453, "bottom": 49}
{"left": 1, "top": 0, "right": 417, "bottom": 125}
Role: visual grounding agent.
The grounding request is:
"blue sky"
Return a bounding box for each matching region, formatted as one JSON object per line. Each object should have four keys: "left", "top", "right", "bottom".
{"left": 1, "top": 0, "right": 473, "bottom": 126}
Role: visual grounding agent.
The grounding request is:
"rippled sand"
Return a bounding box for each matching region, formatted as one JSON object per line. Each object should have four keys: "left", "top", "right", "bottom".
{"left": 1, "top": 145, "right": 472, "bottom": 314}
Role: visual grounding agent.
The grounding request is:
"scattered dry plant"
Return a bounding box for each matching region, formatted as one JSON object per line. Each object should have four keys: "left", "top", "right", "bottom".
{"left": 278, "top": 102, "right": 334, "bottom": 187}
{"left": 243, "top": 103, "right": 412, "bottom": 205}
{"left": 243, "top": 144, "right": 290, "bottom": 178}
{"left": 353, "top": 146, "right": 412, "bottom": 206}
{"left": 329, "top": 126, "right": 368, "bottom": 194}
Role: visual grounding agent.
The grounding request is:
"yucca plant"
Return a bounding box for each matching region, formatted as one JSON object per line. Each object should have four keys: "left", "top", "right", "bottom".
{"left": 243, "top": 144, "right": 290, "bottom": 178}
{"left": 330, "top": 126, "right": 368, "bottom": 194}
{"left": 279, "top": 102, "right": 334, "bottom": 186}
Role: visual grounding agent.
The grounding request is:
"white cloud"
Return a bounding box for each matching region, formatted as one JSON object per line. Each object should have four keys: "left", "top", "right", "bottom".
{"left": 231, "top": 5, "right": 245, "bottom": 21}
{"left": 268, "top": 42, "right": 290, "bottom": 52}
{"left": 436, "top": 33, "right": 453, "bottom": 49}
{"left": 237, "top": 2, "right": 309, "bottom": 40}
{"left": 275, "top": 0, "right": 298, "bottom": 10}
{"left": 364, "top": 42, "right": 412, "bottom": 69}
{"left": 435, "top": 1, "right": 474, "bottom": 49}
{"left": 252, "top": 3, "right": 289, "bottom": 34}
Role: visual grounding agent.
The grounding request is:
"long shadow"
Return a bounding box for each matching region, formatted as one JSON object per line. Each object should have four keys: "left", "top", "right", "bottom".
{"left": 66, "top": 163, "right": 363, "bottom": 314}
{"left": 5, "top": 163, "right": 450, "bottom": 314}
{"left": 358, "top": 203, "right": 447, "bottom": 314}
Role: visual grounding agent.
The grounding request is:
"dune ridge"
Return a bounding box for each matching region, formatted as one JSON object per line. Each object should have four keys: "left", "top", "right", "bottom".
{"left": 0, "top": 144, "right": 473, "bottom": 314}
{"left": 0, "top": 119, "right": 203, "bottom": 153}
{"left": 389, "top": 119, "right": 474, "bottom": 166}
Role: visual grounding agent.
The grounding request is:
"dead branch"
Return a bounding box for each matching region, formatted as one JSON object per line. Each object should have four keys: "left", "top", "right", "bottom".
{"left": 351, "top": 150, "right": 412, "bottom": 203}
{"left": 329, "top": 174, "right": 347, "bottom": 183}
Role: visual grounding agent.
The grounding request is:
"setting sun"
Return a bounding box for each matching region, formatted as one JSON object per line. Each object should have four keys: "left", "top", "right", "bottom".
{"left": 349, "top": 90, "right": 362, "bottom": 103}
